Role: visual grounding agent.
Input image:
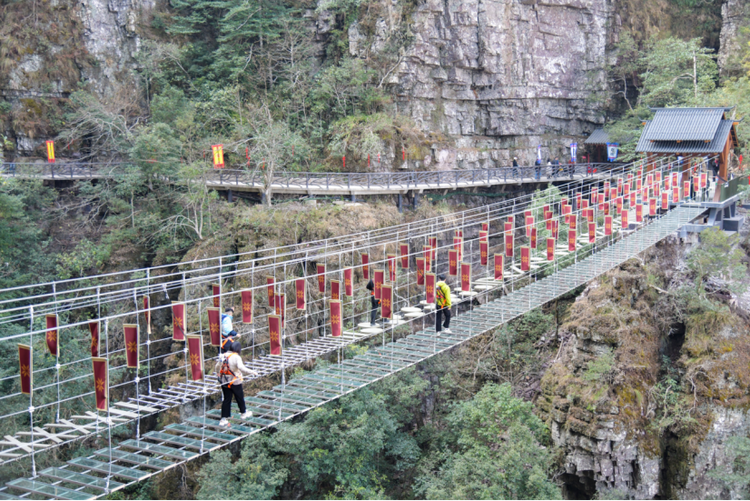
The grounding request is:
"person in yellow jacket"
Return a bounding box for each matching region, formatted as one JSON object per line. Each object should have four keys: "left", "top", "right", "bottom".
{"left": 435, "top": 274, "right": 452, "bottom": 334}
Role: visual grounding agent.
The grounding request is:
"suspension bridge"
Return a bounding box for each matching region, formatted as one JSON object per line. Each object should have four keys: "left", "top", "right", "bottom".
{"left": 0, "top": 155, "right": 722, "bottom": 499}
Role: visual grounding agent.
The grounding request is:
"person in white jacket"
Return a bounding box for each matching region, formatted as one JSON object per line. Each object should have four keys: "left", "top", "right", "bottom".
{"left": 214, "top": 341, "right": 259, "bottom": 426}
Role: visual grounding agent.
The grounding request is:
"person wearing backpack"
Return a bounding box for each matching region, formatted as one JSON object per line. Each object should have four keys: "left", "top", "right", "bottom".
{"left": 220, "top": 307, "right": 239, "bottom": 354}
{"left": 435, "top": 274, "right": 452, "bottom": 334}
{"left": 366, "top": 279, "right": 380, "bottom": 326}
{"left": 214, "top": 341, "right": 259, "bottom": 426}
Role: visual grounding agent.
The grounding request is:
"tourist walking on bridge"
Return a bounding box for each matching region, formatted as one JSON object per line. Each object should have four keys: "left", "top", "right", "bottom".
{"left": 215, "top": 341, "right": 259, "bottom": 427}
{"left": 220, "top": 307, "right": 239, "bottom": 353}
{"left": 534, "top": 158, "right": 542, "bottom": 180}
{"left": 366, "top": 279, "right": 380, "bottom": 326}
{"left": 435, "top": 274, "right": 452, "bottom": 334}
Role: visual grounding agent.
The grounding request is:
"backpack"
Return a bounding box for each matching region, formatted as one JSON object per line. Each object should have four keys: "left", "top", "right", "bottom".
{"left": 217, "top": 353, "right": 238, "bottom": 387}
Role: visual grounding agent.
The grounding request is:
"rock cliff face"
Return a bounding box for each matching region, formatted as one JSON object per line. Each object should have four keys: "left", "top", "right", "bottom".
{"left": 718, "top": 0, "right": 750, "bottom": 76}
{"left": 351, "top": 0, "right": 616, "bottom": 168}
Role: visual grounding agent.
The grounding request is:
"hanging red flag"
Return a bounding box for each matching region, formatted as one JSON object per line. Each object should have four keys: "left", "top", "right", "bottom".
{"left": 18, "top": 344, "right": 32, "bottom": 396}
{"left": 275, "top": 293, "right": 285, "bottom": 328}
{"left": 211, "top": 284, "right": 220, "bottom": 309}
{"left": 330, "top": 300, "right": 343, "bottom": 336}
{"left": 629, "top": 191, "right": 636, "bottom": 207}
{"left": 649, "top": 198, "right": 656, "bottom": 216}
{"left": 387, "top": 254, "right": 397, "bottom": 282}
{"left": 400, "top": 243, "right": 409, "bottom": 269}
{"left": 425, "top": 273, "right": 436, "bottom": 303}
{"left": 187, "top": 335, "right": 204, "bottom": 382}
{"left": 569, "top": 214, "right": 577, "bottom": 231}
{"left": 563, "top": 204, "right": 572, "bottom": 224}
{"left": 525, "top": 216, "right": 534, "bottom": 237}
{"left": 455, "top": 229, "right": 463, "bottom": 238}
{"left": 636, "top": 178, "right": 642, "bottom": 192}
{"left": 481, "top": 222, "right": 489, "bottom": 232}
{"left": 453, "top": 237, "right": 463, "bottom": 262}
{"left": 530, "top": 228, "right": 537, "bottom": 249}
{"left": 655, "top": 171, "right": 662, "bottom": 184}
{"left": 493, "top": 254, "right": 503, "bottom": 280}
{"left": 505, "top": 233, "right": 513, "bottom": 258}
{"left": 331, "top": 280, "right": 340, "bottom": 301}
{"left": 89, "top": 321, "right": 99, "bottom": 357}
{"left": 45, "top": 314, "right": 58, "bottom": 357}
{"left": 700, "top": 172, "right": 707, "bottom": 188}
{"left": 460, "top": 262, "right": 471, "bottom": 292}
{"left": 521, "top": 247, "right": 530, "bottom": 272}
{"left": 589, "top": 222, "right": 596, "bottom": 243}
{"left": 208, "top": 307, "right": 221, "bottom": 346}
{"left": 598, "top": 193, "right": 605, "bottom": 207}
{"left": 646, "top": 174, "right": 653, "bottom": 187}
{"left": 610, "top": 187, "right": 617, "bottom": 201}
{"left": 671, "top": 172, "right": 678, "bottom": 187}
{"left": 344, "top": 268, "right": 353, "bottom": 297}
{"left": 417, "top": 257, "right": 425, "bottom": 285}
{"left": 381, "top": 285, "right": 393, "bottom": 319}
{"left": 241, "top": 290, "right": 253, "bottom": 323}
{"left": 603, "top": 201, "right": 610, "bottom": 216}
{"left": 429, "top": 237, "right": 437, "bottom": 262}
{"left": 623, "top": 183, "right": 630, "bottom": 197}
{"left": 587, "top": 208, "right": 595, "bottom": 223}
{"left": 479, "top": 230, "right": 488, "bottom": 242}
{"left": 665, "top": 178, "right": 671, "bottom": 191}
{"left": 143, "top": 296, "right": 151, "bottom": 335}
{"left": 636, "top": 203, "right": 643, "bottom": 223}
{"left": 46, "top": 140, "right": 55, "bottom": 163}
{"left": 295, "top": 278, "right": 306, "bottom": 310}
{"left": 423, "top": 245, "right": 432, "bottom": 272}
{"left": 266, "top": 277, "right": 275, "bottom": 307}
{"left": 547, "top": 238, "right": 555, "bottom": 261}
{"left": 172, "top": 303, "right": 186, "bottom": 341}
{"left": 92, "top": 358, "right": 108, "bottom": 411}
{"left": 591, "top": 188, "right": 598, "bottom": 204}
{"left": 507, "top": 215, "right": 514, "bottom": 225}
{"left": 673, "top": 186, "right": 679, "bottom": 203}
{"left": 552, "top": 220, "right": 559, "bottom": 240}
{"left": 124, "top": 324, "right": 138, "bottom": 369}
{"left": 661, "top": 191, "right": 669, "bottom": 210}
{"left": 317, "top": 264, "right": 326, "bottom": 293}
{"left": 374, "top": 269, "right": 384, "bottom": 300}
{"left": 568, "top": 229, "right": 576, "bottom": 252}
{"left": 212, "top": 145, "right": 224, "bottom": 168}
{"left": 545, "top": 211, "right": 553, "bottom": 230}
{"left": 604, "top": 181, "right": 610, "bottom": 196}
{"left": 543, "top": 204, "right": 550, "bottom": 216}
{"left": 362, "top": 253, "right": 370, "bottom": 280}
{"left": 684, "top": 181, "right": 690, "bottom": 200}
{"left": 693, "top": 176, "right": 700, "bottom": 192}
{"left": 269, "top": 315, "right": 281, "bottom": 355}
{"left": 449, "top": 250, "right": 458, "bottom": 276}
{"left": 617, "top": 177, "right": 623, "bottom": 195}
{"left": 480, "top": 241, "right": 488, "bottom": 266}
{"left": 581, "top": 199, "right": 589, "bottom": 210}
{"left": 616, "top": 197, "right": 623, "bottom": 214}
{"left": 504, "top": 221, "right": 512, "bottom": 235}
{"left": 605, "top": 215, "right": 613, "bottom": 236}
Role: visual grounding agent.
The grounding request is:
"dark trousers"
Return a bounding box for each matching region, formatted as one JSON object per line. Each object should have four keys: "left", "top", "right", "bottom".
{"left": 370, "top": 297, "right": 380, "bottom": 324}
{"left": 221, "top": 383, "right": 246, "bottom": 418}
{"left": 436, "top": 307, "right": 451, "bottom": 332}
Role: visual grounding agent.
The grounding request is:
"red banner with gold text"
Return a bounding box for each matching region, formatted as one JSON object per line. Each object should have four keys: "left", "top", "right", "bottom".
{"left": 92, "top": 358, "right": 108, "bottom": 411}
{"left": 208, "top": 307, "right": 221, "bottom": 346}
{"left": 187, "top": 335, "right": 204, "bottom": 381}
{"left": 18, "top": 345, "right": 32, "bottom": 395}
{"left": 124, "top": 324, "right": 138, "bottom": 368}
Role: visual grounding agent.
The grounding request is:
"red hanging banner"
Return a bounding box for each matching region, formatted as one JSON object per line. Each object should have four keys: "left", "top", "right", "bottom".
{"left": 665, "top": 178, "right": 671, "bottom": 191}
{"left": 649, "top": 198, "right": 656, "bottom": 216}
{"left": 693, "top": 176, "right": 700, "bottom": 192}
{"left": 172, "top": 303, "right": 186, "bottom": 341}
{"left": 605, "top": 215, "right": 613, "bottom": 236}
{"left": 187, "top": 335, "right": 204, "bottom": 382}
{"left": 525, "top": 216, "right": 534, "bottom": 237}
{"left": 124, "top": 324, "right": 139, "bottom": 369}
{"left": 344, "top": 268, "right": 353, "bottom": 297}
{"left": 461, "top": 262, "right": 471, "bottom": 292}
{"left": 429, "top": 237, "right": 437, "bottom": 262}
{"left": 317, "top": 264, "right": 326, "bottom": 293}
{"left": 449, "top": 249, "right": 458, "bottom": 276}
{"left": 505, "top": 233, "right": 513, "bottom": 258}
{"left": 646, "top": 174, "right": 653, "bottom": 187}
{"left": 295, "top": 278, "right": 306, "bottom": 310}
{"left": 18, "top": 344, "right": 32, "bottom": 396}
{"left": 636, "top": 203, "right": 643, "bottom": 223}
{"left": 610, "top": 187, "right": 618, "bottom": 201}
{"left": 362, "top": 253, "right": 370, "bottom": 280}
{"left": 46, "top": 140, "right": 55, "bottom": 163}
{"left": 622, "top": 209, "right": 629, "bottom": 229}
{"left": 275, "top": 293, "right": 285, "bottom": 328}
{"left": 381, "top": 285, "right": 393, "bottom": 320}
{"left": 400, "top": 243, "right": 409, "bottom": 269}
{"left": 425, "top": 273, "right": 436, "bottom": 303}
{"left": 530, "top": 228, "right": 537, "bottom": 249}
{"left": 655, "top": 171, "right": 662, "bottom": 185}
{"left": 480, "top": 240, "right": 488, "bottom": 266}
{"left": 212, "top": 144, "right": 224, "bottom": 168}
{"left": 143, "top": 296, "right": 151, "bottom": 335}
{"left": 482, "top": 222, "right": 489, "bottom": 232}
{"left": 269, "top": 315, "right": 281, "bottom": 355}
{"left": 700, "top": 172, "right": 707, "bottom": 188}
{"left": 661, "top": 191, "right": 669, "bottom": 210}
{"left": 552, "top": 220, "right": 559, "bottom": 241}
{"left": 568, "top": 229, "right": 576, "bottom": 252}
{"left": 455, "top": 229, "right": 463, "bottom": 238}
{"left": 494, "top": 254, "right": 504, "bottom": 280}
{"left": 330, "top": 300, "right": 343, "bottom": 336}
{"left": 89, "top": 321, "right": 99, "bottom": 357}
{"left": 623, "top": 183, "right": 630, "bottom": 197}
{"left": 589, "top": 222, "right": 596, "bottom": 243}
{"left": 267, "top": 277, "right": 275, "bottom": 307}
{"left": 45, "top": 314, "right": 58, "bottom": 357}
{"left": 616, "top": 197, "right": 623, "bottom": 214}
{"left": 547, "top": 238, "right": 555, "bottom": 261}
{"left": 211, "top": 284, "right": 220, "bottom": 308}
{"left": 569, "top": 214, "right": 577, "bottom": 231}
{"left": 374, "top": 269, "right": 384, "bottom": 300}
{"left": 387, "top": 254, "right": 397, "bottom": 282}
{"left": 545, "top": 211, "right": 553, "bottom": 230}
{"left": 636, "top": 178, "right": 642, "bottom": 192}
{"left": 416, "top": 257, "right": 425, "bottom": 285}
{"left": 479, "top": 230, "right": 488, "bottom": 242}
{"left": 604, "top": 181, "right": 610, "bottom": 197}
{"left": 520, "top": 247, "right": 530, "bottom": 272}
{"left": 92, "top": 357, "right": 108, "bottom": 411}
{"left": 423, "top": 245, "right": 432, "bottom": 272}
{"left": 629, "top": 191, "right": 636, "bottom": 207}
{"left": 587, "top": 208, "right": 595, "bottom": 223}
{"left": 208, "top": 307, "right": 221, "bottom": 347}
{"left": 684, "top": 180, "right": 691, "bottom": 200}
{"left": 241, "top": 290, "right": 253, "bottom": 323}
{"left": 331, "top": 280, "right": 340, "bottom": 301}
{"left": 563, "top": 204, "right": 572, "bottom": 224}
{"left": 672, "top": 186, "right": 679, "bottom": 203}
{"left": 453, "top": 237, "right": 463, "bottom": 262}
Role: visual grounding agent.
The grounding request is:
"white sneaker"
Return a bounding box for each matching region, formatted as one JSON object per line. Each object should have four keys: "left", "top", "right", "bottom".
{"left": 241, "top": 411, "right": 253, "bottom": 419}
{"left": 219, "top": 418, "right": 229, "bottom": 426}
{"left": 443, "top": 328, "right": 452, "bottom": 334}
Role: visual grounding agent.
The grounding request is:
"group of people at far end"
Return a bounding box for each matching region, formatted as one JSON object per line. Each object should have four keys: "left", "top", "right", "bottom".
{"left": 513, "top": 155, "right": 588, "bottom": 182}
